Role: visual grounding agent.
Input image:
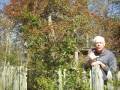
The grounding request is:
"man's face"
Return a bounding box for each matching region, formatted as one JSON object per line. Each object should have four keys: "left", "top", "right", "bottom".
{"left": 95, "top": 41, "right": 105, "bottom": 52}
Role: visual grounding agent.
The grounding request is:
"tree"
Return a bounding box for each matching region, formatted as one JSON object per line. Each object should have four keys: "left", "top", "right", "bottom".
{"left": 4, "top": 0, "right": 120, "bottom": 89}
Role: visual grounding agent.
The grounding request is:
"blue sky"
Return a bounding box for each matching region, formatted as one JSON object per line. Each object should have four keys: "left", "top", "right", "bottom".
{"left": 108, "top": 3, "right": 120, "bottom": 17}
{"left": 88, "top": 0, "right": 120, "bottom": 18}
{"left": 0, "top": 0, "right": 119, "bottom": 18}
{"left": 0, "top": 0, "right": 10, "bottom": 10}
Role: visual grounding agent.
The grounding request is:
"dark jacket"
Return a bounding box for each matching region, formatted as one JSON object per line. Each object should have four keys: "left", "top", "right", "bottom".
{"left": 87, "top": 48, "right": 117, "bottom": 80}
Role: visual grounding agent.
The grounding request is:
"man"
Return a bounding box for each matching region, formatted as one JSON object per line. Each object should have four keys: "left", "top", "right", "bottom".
{"left": 87, "top": 36, "right": 117, "bottom": 82}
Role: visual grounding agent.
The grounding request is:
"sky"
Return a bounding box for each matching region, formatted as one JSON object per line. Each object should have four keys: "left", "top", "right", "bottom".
{"left": 88, "top": 0, "right": 120, "bottom": 18}
{"left": 0, "top": 0, "right": 119, "bottom": 18}
{"left": 108, "top": 2, "right": 120, "bottom": 18}
{"left": 0, "top": 0, "right": 10, "bottom": 10}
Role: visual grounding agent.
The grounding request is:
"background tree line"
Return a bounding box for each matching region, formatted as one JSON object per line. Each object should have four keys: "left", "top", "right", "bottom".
{"left": 2, "top": 0, "right": 120, "bottom": 89}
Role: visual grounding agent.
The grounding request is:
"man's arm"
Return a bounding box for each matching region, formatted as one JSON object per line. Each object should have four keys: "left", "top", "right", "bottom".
{"left": 96, "top": 61, "right": 108, "bottom": 70}
{"left": 96, "top": 52, "right": 117, "bottom": 73}
{"left": 108, "top": 53, "right": 117, "bottom": 72}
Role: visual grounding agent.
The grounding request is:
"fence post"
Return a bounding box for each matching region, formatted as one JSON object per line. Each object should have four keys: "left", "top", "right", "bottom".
{"left": 58, "top": 68, "right": 63, "bottom": 90}
{"left": 90, "top": 65, "right": 104, "bottom": 90}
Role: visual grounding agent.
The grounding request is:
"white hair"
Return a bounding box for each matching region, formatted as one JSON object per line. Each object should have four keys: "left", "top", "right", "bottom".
{"left": 93, "top": 36, "right": 105, "bottom": 44}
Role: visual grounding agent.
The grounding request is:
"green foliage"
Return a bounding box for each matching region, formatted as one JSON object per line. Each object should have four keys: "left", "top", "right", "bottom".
{"left": 9, "top": 1, "right": 92, "bottom": 89}
{"left": 35, "top": 76, "right": 55, "bottom": 90}
{"left": 6, "top": 53, "right": 18, "bottom": 65}
{"left": 3, "top": 0, "right": 120, "bottom": 90}
{"left": 22, "top": 11, "right": 39, "bottom": 27}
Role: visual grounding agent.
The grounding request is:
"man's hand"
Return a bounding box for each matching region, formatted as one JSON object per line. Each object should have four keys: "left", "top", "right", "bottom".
{"left": 96, "top": 61, "right": 106, "bottom": 69}
{"left": 91, "top": 61, "right": 106, "bottom": 68}
{"left": 91, "top": 61, "right": 98, "bottom": 66}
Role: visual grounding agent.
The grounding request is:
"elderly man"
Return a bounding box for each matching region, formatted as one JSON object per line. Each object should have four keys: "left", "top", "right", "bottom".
{"left": 87, "top": 36, "right": 117, "bottom": 83}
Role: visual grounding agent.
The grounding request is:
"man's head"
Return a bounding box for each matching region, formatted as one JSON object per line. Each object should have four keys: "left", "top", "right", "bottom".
{"left": 93, "top": 36, "right": 105, "bottom": 52}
